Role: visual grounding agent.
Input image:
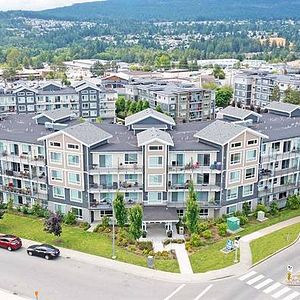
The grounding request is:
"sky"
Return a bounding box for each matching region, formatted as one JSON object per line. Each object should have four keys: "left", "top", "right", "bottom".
{"left": 0, "top": 0, "right": 103, "bottom": 11}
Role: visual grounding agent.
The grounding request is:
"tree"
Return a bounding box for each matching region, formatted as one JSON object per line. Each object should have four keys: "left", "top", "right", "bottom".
{"left": 116, "top": 96, "right": 126, "bottom": 114}
{"left": 44, "top": 212, "right": 63, "bottom": 237}
{"left": 178, "top": 56, "right": 189, "bottom": 69}
{"left": 129, "top": 101, "right": 137, "bottom": 114}
{"left": 142, "top": 101, "right": 150, "bottom": 110}
{"left": 270, "top": 84, "right": 280, "bottom": 102}
{"left": 184, "top": 181, "right": 199, "bottom": 234}
{"left": 284, "top": 86, "right": 300, "bottom": 105}
{"left": 156, "top": 54, "right": 171, "bottom": 70}
{"left": 286, "top": 194, "right": 300, "bottom": 210}
{"left": 215, "top": 86, "right": 233, "bottom": 107}
{"left": 213, "top": 65, "right": 225, "bottom": 79}
{"left": 128, "top": 204, "right": 143, "bottom": 240}
{"left": 156, "top": 104, "right": 163, "bottom": 113}
{"left": 0, "top": 209, "right": 5, "bottom": 220}
{"left": 137, "top": 100, "right": 143, "bottom": 112}
{"left": 90, "top": 61, "right": 105, "bottom": 77}
{"left": 113, "top": 192, "right": 127, "bottom": 228}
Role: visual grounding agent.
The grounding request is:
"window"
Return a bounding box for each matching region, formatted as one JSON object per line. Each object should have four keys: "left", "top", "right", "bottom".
{"left": 125, "top": 174, "right": 138, "bottom": 182}
{"left": 226, "top": 204, "right": 237, "bottom": 214}
{"left": 149, "top": 145, "right": 163, "bottom": 151}
{"left": 197, "top": 154, "right": 210, "bottom": 166}
{"left": 229, "top": 170, "right": 240, "bottom": 183}
{"left": 53, "top": 187, "right": 65, "bottom": 199}
{"left": 71, "top": 207, "right": 83, "bottom": 219}
{"left": 90, "top": 102, "right": 97, "bottom": 109}
{"left": 124, "top": 153, "right": 137, "bottom": 164}
{"left": 247, "top": 139, "right": 258, "bottom": 146}
{"left": 246, "top": 149, "right": 257, "bottom": 162}
{"left": 243, "top": 184, "right": 254, "bottom": 197}
{"left": 148, "top": 192, "right": 162, "bottom": 202}
{"left": 99, "top": 155, "right": 112, "bottom": 167}
{"left": 148, "top": 175, "right": 163, "bottom": 187}
{"left": 231, "top": 142, "right": 242, "bottom": 149}
{"left": 245, "top": 167, "right": 256, "bottom": 179}
{"left": 68, "top": 154, "right": 80, "bottom": 166}
{"left": 18, "top": 97, "right": 26, "bottom": 103}
{"left": 27, "top": 105, "right": 35, "bottom": 111}
{"left": 199, "top": 209, "right": 209, "bottom": 217}
{"left": 27, "top": 97, "right": 34, "bottom": 103}
{"left": 49, "top": 141, "right": 61, "bottom": 148}
{"left": 82, "top": 95, "right": 89, "bottom": 101}
{"left": 90, "top": 95, "right": 97, "bottom": 101}
{"left": 51, "top": 170, "right": 63, "bottom": 181}
{"left": 18, "top": 105, "right": 26, "bottom": 111}
{"left": 82, "top": 103, "right": 89, "bottom": 109}
{"left": 197, "top": 173, "right": 210, "bottom": 184}
{"left": 283, "top": 141, "right": 291, "bottom": 153}
{"left": 68, "top": 172, "right": 81, "bottom": 185}
{"left": 67, "top": 144, "right": 79, "bottom": 150}
{"left": 230, "top": 153, "right": 241, "bottom": 165}
{"left": 282, "top": 159, "right": 290, "bottom": 169}
{"left": 227, "top": 187, "right": 238, "bottom": 200}
{"left": 148, "top": 156, "right": 163, "bottom": 168}
{"left": 54, "top": 203, "right": 65, "bottom": 214}
{"left": 70, "top": 189, "right": 82, "bottom": 202}
{"left": 272, "top": 142, "right": 280, "bottom": 152}
{"left": 50, "top": 152, "right": 62, "bottom": 164}
{"left": 90, "top": 110, "right": 97, "bottom": 117}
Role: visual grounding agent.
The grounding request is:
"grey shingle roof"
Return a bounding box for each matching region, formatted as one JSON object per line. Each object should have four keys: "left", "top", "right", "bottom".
{"left": 137, "top": 127, "right": 174, "bottom": 146}
{"left": 34, "top": 108, "right": 75, "bottom": 122}
{"left": 143, "top": 206, "right": 179, "bottom": 222}
{"left": 266, "top": 102, "right": 300, "bottom": 115}
{"left": 220, "top": 106, "right": 261, "bottom": 120}
{"left": 194, "top": 120, "right": 248, "bottom": 146}
{"left": 63, "top": 122, "right": 112, "bottom": 146}
{"left": 125, "top": 108, "right": 175, "bottom": 127}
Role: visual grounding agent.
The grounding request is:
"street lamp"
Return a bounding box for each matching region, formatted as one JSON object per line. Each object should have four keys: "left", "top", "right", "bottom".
{"left": 111, "top": 202, "right": 116, "bottom": 260}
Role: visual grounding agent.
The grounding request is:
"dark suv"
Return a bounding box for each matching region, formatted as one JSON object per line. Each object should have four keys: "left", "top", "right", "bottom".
{"left": 0, "top": 235, "right": 22, "bottom": 251}
{"left": 27, "top": 244, "right": 60, "bottom": 260}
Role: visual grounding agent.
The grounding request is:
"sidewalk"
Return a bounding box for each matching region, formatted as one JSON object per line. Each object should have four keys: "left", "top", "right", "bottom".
{"left": 0, "top": 288, "right": 32, "bottom": 300}
{"left": 12, "top": 216, "right": 300, "bottom": 284}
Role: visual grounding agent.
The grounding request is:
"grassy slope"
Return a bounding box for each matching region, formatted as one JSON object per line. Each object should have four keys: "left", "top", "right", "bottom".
{"left": 0, "top": 213, "right": 179, "bottom": 273}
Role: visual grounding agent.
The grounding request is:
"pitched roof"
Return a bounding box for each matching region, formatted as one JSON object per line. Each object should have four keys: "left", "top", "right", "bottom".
{"left": 33, "top": 108, "right": 74, "bottom": 122}
{"left": 125, "top": 108, "right": 175, "bottom": 127}
{"left": 137, "top": 127, "right": 174, "bottom": 147}
{"left": 266, "top": 102, "right": 300, "bottom": 115}
{"left": 194, "top": 120, "right": 267, "bottom": 146}
{"left": 220, "top": 106, "right": 261, "bottom": 120}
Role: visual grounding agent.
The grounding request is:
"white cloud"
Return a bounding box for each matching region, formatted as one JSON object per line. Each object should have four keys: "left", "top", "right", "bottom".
{"left": 0, "top": 0, "right": 103, "bottom": 11}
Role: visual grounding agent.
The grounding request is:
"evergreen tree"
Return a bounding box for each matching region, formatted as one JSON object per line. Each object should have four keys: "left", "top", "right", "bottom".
{"left": 156, "top": 104, "right": 163, "bottom": 113}
{"left": 129, "top": 205, "right": 143, "bottom": 240}
{"left": 44, "top": 212, "right": 63, "bottom": 237}
{"left": 184, "top": 181, "right": 199, "bottom": 234}
{"left": 142, "top": 101, "right": 150, "bottom": 110}
{"left": 113, "top": 192, "right": 127, "bottom": 228}
{"left": 270, "top": 85, "right": 280, "bottom": 101}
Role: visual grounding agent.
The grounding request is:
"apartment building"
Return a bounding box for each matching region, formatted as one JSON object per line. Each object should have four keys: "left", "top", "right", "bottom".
{"left": 125, "top": 80, "right": 215, "bottom": 122}
{"left": 0, "top": 104, "right": 300, "bottom": 228}
{"left": 0, "top": 81, "right": 117, "bottom": 122}
{"left": 233, "top": 73, "right": 300, "bottom": 107}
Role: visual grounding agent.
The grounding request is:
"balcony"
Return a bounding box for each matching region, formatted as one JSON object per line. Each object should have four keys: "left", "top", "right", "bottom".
{"left": 1, "top": 184, "right": 32, "bottom": 196}
{"left": 89, "top": 164, "right": 143, "bottom": 174}
{"left": 89, "top": 199, "right": 138, "bottom": 209}
{"left": 258, "top": 183, "right": 299, "bottom": 195}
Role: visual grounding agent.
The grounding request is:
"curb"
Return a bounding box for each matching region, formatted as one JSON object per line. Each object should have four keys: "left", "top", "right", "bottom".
{"left": 251, "top": 232, "right": 300, "bottom": 268}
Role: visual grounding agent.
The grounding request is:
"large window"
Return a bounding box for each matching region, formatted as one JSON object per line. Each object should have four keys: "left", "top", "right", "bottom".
{"left": 229, "top": 170, "right": 240, "bottom": 183}
{"left": 51, "top": 170, "right": 63, "bottom": 181}
{"left": 230, "top": 153, "right": 241, "bottom": 165}
{"left": 272, "top": 142, "right": 280, "bottom": 152}
{"left": 50, "top": 152, "right": 62, "bottom": 164}
{"left": 68, "top": 172, "right": 81, "bottom": 185}
{"left": 227, "top": 187, "right": 238, "bottom": 200}
{"left": 99, "top": 154, "right": 112, "bottom": 168}
{"left": 68, "top": 154, "right": 80, "bottom": 166}
{"left": 197, "top": 173, "right": 209, "bottom": 184}
{"left": 246, "top": 149, "right": 257, "bottom": 162}
{"left": 53, "top": 187, "right": 65, "bottom": 199}
{"left": 71, "top": 207, "right": 83, "bottom": 219}
{"left": 70, "top": 189, "right": 82, "bottom": 203}
{"left": 54, "top": 203, "right": 66, "bottom": 214}
{"left": 197, "top": 154, "right": 210, "bottom": 166}
{"left": 125, "top": 174, "right": 138, "bottom": 182}
{"left": 148, "top": 156, "right": 163, "bottom": 168}
{"left": 243, "top": 184, "right": 254, "bottom": 197}
{"left": 148, "top": 175, "right": 163, "bottom": 187}
{"left": 245, "top": 167, "right": 256, "bottom": 179}
{"left": 124, "top": 153, "right": 137, "bottom": 165}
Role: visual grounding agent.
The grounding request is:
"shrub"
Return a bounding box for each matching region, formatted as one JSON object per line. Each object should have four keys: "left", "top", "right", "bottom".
{"left": 79, "top": 222, "right": 90, "bottom": 231}
{"left": 269, "top": 201, "right": 280, "bottom": 215}
{"left": 242, "top": 202, "right": 251, "bottom": 216}
{"left": 234, "top": 210, "right": 243, "bottom": 217}
{"left": 21, "top": 205, "right": 29, "bottom": 215}
{"left": 63, "top": 211, "right": 77, "bottom": 225}
{"left": 31, "top": 203, "right": 48, "bottom": 217}
{"left": 215, "top": 217, "right": 226, "bottom": 225}
{"left": 256, "top": 204, "right": 268, "bottom": 214}
{"left": 217, "top": 223, "right": 227, "bottom": 237}
{"left": 137, "top": 241, "right": 153, "bottom": 252}
{"left": 101, "top": 216, "right": 110, "bottom": 228}
{"left": 286, "top": 195, "right": 300, "bottom": 210}
{"left": 202, "top": 229, "right": 213, "bottom": 239}
{"left": 0, "top": 203, "right": 7, "bottom": 210}
{"left": 239, "top": 215, "right": 248, "bottom": 226}
{"left": 128, "top": 245, "right": 136, "bottom": 252}
{"left": 190, "top": 233, "right": 203, "bottom": 247}
{"left": 198, "top": 221, "right": 209, "bottom": 233}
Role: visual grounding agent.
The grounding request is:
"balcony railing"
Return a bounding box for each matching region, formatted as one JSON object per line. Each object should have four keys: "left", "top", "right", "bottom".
{"left": 90, "top": 164, "right": 143, "bottom": 173}
{"left": 89, "top": 182, "right": 143, "bottom": 192}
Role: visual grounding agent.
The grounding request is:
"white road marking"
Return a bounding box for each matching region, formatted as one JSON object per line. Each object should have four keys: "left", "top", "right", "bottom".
{"left": 193, "top": 284, "right": 213, "bottom": 300}
{"left": 263, "top": 282, "right": 282, "bottom": 294}
{"left": 272, "top": 287, "right": 291, "bottom": 299}
{"left": 254, "top": 278, "right": 273, "bottom": 289}
{"left": 281, "top": 291, "right": 300, "bottom": 300}
{"left": 239, "top": 271, "right": 257, "bottom": 281}
{"left": 247, "top": 275, "right": 265, "bottom": 285}
{"left": 163, "top": 284, "right": 186, "bottom": 300}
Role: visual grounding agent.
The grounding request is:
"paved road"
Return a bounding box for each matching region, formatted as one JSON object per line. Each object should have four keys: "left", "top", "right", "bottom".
{"left": 1, "top": 241, "right": 300, "bottom": 300}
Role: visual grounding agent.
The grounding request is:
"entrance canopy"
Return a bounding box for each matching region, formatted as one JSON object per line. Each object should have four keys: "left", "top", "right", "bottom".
{"left": 143, "top": 206, "right": 179, "bottom": 223}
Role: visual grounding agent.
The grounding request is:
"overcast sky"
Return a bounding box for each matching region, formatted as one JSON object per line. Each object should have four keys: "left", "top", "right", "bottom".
{"left": 0, "top": 0, "right": 103, "bottom": 11}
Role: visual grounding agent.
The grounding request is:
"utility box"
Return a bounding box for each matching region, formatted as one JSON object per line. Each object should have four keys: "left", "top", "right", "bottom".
{"left": 227, "top": 217, "right": 240, "bottom": 232}
{"left": 179, "top": 226, "right": 184, "bottom": 235}
{"left": 147, "top": 256, "right": 154, "bottom": 269}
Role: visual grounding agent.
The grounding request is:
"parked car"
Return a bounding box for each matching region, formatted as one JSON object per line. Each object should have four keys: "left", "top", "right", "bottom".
{"left": 0, "top": 235, "right": 22, "bottom": 251}
{"left": 27, "top": 244, "right": 60, "bottom": 260}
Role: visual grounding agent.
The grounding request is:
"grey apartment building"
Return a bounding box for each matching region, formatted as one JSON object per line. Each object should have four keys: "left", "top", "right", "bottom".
{"left": 0, "top": 104, "right": 300, "bottom": 230}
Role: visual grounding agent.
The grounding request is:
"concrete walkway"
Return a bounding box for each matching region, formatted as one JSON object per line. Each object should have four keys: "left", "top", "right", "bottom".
{"left": 0, "top": 288, "right": 32, "bottom": 300}
{"left": 167, "top": 243, "right": 193, "bottom": 274}
{"left": 6, "top": 216, "right": 300, "bottom": 284}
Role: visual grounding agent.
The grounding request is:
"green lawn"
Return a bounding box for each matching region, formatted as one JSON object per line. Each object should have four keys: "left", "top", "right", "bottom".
{"left": 0, "top": 213, "right": 179, "bottom": 273}
{"left": 250, "top": 223, "right": 300, "bottom": 264}
{"left": 190, "top": 209, "right": 300, "bottom": 273}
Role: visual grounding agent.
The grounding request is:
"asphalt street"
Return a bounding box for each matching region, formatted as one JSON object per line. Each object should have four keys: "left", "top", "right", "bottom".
{"left": 1, "top": 241, "right": 300, "bottom": 300}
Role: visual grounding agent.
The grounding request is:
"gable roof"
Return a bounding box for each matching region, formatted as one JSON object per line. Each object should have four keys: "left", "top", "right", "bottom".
{"left": 14, "top": 85, "right": 37, "bottom": 94}
{"left": 220, "top": 106, "right": 261, "bottom": 120}
{"left": 38, "top": 122, "right": 112, "bottom": 147}
{"left": 74, "top": 80, "right": 104, "bottom": 92}
{"left": 137, "top": 127, "right": 174, "bottom": 147}
{"left": 266, "top": 102, "right": 300, "bottom": 116}
{"left": 194, "top": 120, "right": 267, "bottom": 146}
{"left": 33, "top": 108, "right": 74, "bottom": 122}
{"left": 125, "top": 108, "right": 175, "bottom": 127}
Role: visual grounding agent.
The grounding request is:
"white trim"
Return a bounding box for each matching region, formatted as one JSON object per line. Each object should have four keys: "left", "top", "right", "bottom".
{"left": 148, "top": 174, "right": 163, "bottom": 187}
{"left": 138, "top": 137, "right": 174, "bottom": 147}
{"left": 148, "top": 155, "right": 163, "bottom": 169}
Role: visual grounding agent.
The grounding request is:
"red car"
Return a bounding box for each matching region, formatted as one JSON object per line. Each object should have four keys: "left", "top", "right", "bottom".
{"left": 0, "top": 235, "right": 22, "bottom": 251}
